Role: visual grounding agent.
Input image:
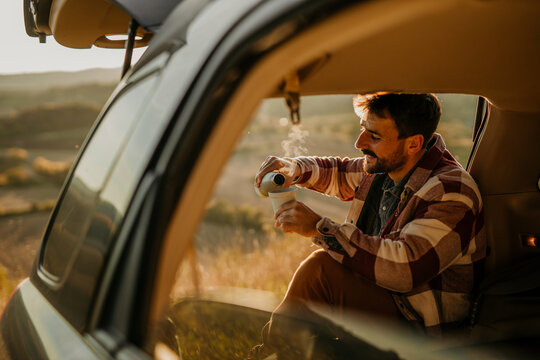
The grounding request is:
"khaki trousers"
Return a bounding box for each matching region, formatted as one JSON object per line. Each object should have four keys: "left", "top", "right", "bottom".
{"left": 249, "top": 250, "right": 405, "bottom": 359}
{"left": 276, "top": 249, "right": 401, "bottom": 318}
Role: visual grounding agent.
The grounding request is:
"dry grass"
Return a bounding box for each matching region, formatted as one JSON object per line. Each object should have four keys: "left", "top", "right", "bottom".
{"left": 203, "top": 233, "right": 314, "bottom": 296}
{"left": 0, "top": 194, "right": 55, "bottom": 217}
{"left": 32, "top": 156, "right": 71, "bottom": 177}
{"left": 0, "top": 152, "right": 72, "bottom": 187}
{"left": 0, "top": 264, "right": 15, "bottom": 311}
{"left": 0, "top": 167, "right": 32, "bottom": 186}
{"left": 171, "top": 226, "right": 316, "bottom": 301}
{"left": 167, "top": 224, "right": 322, "bottom": 359}
{"left": 6, "top": 148, "right": 28, "bottom": 162}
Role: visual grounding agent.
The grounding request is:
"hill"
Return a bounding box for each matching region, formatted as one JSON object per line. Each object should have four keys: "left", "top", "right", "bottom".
{"left": 0, "top": 83, "right": 116, "bottom": 115}
{"left": 0, "top": 68, "right": 121, "bottom": 92}
{"left": 0, "top": 68, "right": 118, "bottom": 147}
{"left": 0, "top": 103, "right": 100, "bottom": 149}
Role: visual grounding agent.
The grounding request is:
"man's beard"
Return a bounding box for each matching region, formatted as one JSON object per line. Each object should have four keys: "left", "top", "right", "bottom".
{"left": 362, "top": 142, "right": 407, "bottom": 174}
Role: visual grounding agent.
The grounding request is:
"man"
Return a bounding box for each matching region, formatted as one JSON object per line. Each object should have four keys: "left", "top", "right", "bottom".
{"left": 252, "top": 93, "right": 486, "bottom": 355}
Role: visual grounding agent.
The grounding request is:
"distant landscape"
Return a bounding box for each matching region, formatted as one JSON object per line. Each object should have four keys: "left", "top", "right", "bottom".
{"left": 0, "top": 67, "right": 477, "bottom": 313}
{"left": 0, "top": 68, "right": 120, "bottom": 308}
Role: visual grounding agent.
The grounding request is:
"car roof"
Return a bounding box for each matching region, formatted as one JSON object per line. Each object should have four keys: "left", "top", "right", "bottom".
{"left": 109, "top": 0, "right": 182, "bottom": 32}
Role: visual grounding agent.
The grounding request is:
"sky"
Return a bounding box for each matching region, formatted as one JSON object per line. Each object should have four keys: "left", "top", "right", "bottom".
{"left": 0, "top": 1, "right": 144, "bottom": 75}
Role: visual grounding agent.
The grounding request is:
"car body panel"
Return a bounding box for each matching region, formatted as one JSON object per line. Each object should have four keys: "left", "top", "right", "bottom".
{"left": 28, "top": 71, "right": 162, "bottom": 332}
{"left": 0, "top": 280, "right": 104, "bottom": 359}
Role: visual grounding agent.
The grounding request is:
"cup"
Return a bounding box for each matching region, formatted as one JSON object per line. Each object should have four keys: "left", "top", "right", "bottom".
{"left": 268, "top": 187, "right": 297, "bottom": 214}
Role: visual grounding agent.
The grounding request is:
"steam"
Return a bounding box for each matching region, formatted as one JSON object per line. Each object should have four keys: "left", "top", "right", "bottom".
{"left": 281, "top": 125, "right": 309, "bottom": 157}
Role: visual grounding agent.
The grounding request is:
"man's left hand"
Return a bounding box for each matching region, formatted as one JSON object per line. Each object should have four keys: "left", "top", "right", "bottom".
{"left": 275, "top": 201, "right": 322, "bottom": 237}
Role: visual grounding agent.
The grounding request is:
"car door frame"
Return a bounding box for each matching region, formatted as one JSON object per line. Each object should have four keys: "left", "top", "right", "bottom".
{"left": 89, "top": 0, "right": 359, "bottom": 357}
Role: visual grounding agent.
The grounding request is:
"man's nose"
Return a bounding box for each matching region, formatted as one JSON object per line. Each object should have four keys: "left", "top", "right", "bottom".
{"left": 355, "top": 130, "right": 367, "bottom": 149}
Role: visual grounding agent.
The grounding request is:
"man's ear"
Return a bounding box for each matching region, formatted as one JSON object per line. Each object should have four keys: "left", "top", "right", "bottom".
{"left": 406, "top": 134, "right": 424, "bottom": 154}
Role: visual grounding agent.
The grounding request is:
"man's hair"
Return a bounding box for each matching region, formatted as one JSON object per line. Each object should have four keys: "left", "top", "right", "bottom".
{"left": 353, "top": 93, "right": 441, "bottom": 148}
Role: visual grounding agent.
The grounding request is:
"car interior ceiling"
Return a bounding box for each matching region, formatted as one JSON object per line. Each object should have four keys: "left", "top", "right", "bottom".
{"left": 150, "top": 0, "right": 540, "bottom": 343}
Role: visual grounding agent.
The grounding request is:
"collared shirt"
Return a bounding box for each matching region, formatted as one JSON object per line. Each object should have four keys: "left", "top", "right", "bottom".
{"left": 293, "top": 134, "right": 487, "bottom": 336}
{"left": 357, "top": 154, "right": 423, "bottom": 237}
{"left": 375, "top": 153, "right": 426, "bottom": 236}
{"left": 377, "top": 175, "right": 406, "bottom": 235}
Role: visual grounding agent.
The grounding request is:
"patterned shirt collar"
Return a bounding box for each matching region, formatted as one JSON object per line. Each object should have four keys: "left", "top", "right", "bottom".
{"left": 403, "top": 133, "right": 448, "bottom": 194}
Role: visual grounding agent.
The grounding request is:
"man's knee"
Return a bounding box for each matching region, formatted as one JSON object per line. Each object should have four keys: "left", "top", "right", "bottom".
{"left": 294, "top": 249, "right": 346, "bottom": 283}
{"left": 285, "top": 250, "right": 341, "bottom": 301}
{"left": 298, "top": 250, "right": 336, "bottom": 273}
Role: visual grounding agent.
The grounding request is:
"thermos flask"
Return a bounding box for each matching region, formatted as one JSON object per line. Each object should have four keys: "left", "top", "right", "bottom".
{"left": 255, "top": 172, "right": 286, "bottom": 197}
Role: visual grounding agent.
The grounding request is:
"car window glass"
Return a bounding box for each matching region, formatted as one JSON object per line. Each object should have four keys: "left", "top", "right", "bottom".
{"left": 436, "top": 94, "right": 477, "bottom": 165}
{"left": 155, "top": 94, "right": 477, "bottom": 359}
{"left": 88, "top": 78, "right": 174, "bottom": 255}
{"left": 40, "top": 76, "right": 158, "bottom": 282}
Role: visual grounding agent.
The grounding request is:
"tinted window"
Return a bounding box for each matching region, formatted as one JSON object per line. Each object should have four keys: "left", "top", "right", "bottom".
{"left": 86, "top": 77, "right": 176, "bottom": 257}
{"left": 40, "top": 76, "right": 157, "bottom": 282}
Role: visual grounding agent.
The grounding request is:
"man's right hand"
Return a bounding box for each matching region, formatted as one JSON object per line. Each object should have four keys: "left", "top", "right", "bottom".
{"left": 254, "top": 156, "right": 301, "bottom": 188}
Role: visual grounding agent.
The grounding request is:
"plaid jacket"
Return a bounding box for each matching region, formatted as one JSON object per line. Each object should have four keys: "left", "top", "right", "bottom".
{"left": 293, "top": 134, "right": 486, "bottom": 335}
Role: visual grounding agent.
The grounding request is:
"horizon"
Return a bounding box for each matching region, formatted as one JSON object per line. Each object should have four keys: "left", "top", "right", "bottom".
{"left": 0, "top": 67, "right": 122, "bottom": 77}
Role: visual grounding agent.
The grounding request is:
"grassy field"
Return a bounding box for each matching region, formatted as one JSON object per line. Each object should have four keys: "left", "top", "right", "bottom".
{"left": 0, "top": 69, "right": 118, "bottom": 309}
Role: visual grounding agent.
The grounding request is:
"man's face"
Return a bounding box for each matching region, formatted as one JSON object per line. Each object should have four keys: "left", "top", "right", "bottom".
{"left": 355, "top": 111, "right": 408, "bottom": 174}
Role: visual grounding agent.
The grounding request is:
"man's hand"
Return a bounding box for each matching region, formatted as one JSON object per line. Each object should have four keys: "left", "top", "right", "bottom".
{"left": 254, "top": 156, "right": 301, "bottom": 189}
{"left": 274, "top": 201, "right": 322, "bottom": 237}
